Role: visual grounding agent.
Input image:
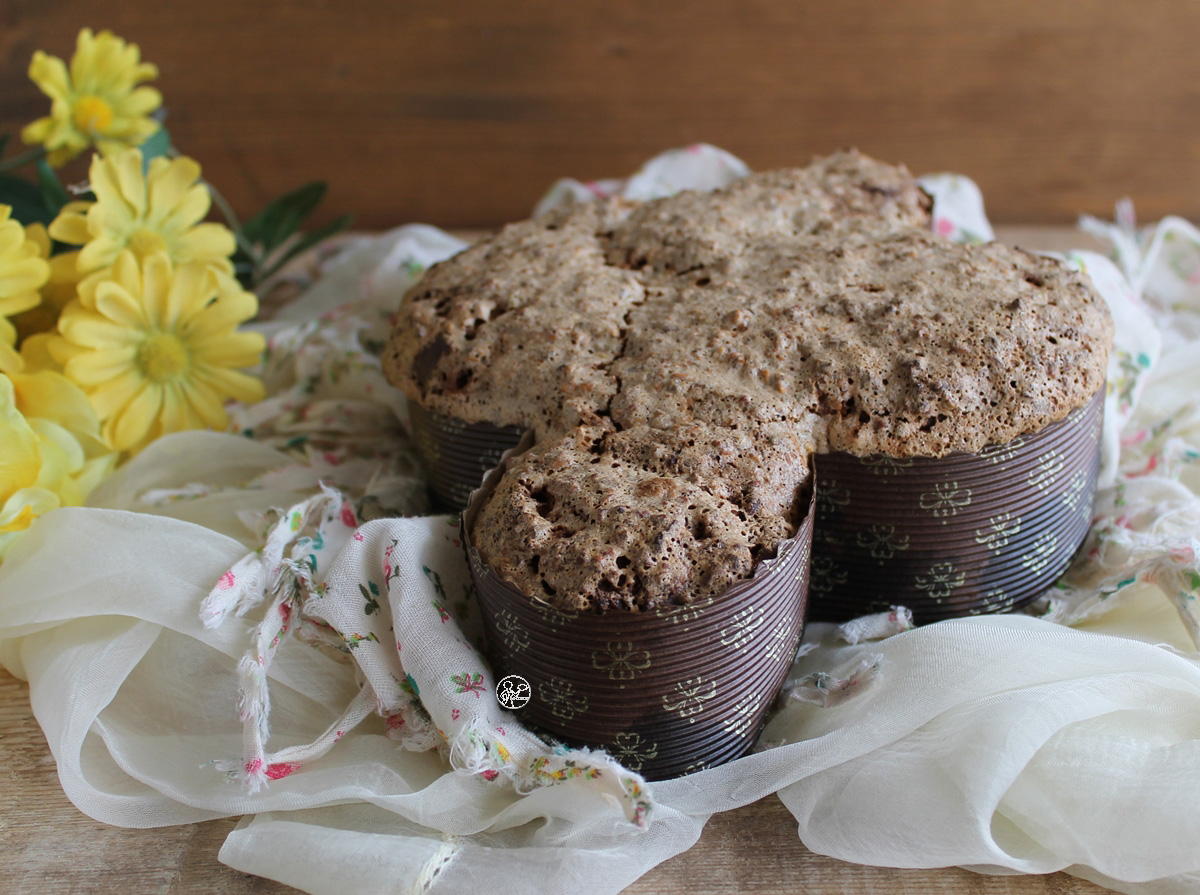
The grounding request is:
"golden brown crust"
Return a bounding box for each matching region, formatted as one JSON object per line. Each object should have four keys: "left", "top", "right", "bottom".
{"left": 384, "top": 149, "right": 1109, "bottom": 454}
{"left": 610, "top": 231, "right": 1112, "bottom": 456}
{"left": 384, "top": 149, "right": 1114, "bottom": 610}
{"left": 472, "top": 421, "right": 811, "bottom": 611}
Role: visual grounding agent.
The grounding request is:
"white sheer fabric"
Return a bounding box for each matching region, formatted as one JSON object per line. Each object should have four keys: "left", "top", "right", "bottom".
{"left": 2, "top": 148, "right": 1199, "bottom": 894}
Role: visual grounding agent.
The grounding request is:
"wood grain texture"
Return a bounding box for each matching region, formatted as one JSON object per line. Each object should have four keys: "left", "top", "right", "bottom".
{"left": 2, "top": 1, "right": 1200, "bottom": 229}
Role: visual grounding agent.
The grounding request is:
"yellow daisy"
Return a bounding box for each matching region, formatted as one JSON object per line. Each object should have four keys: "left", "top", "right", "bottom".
{"left": 0, "top": 206, "right": 51, "bottom": 374}
{"left": 0, "top": 368, "right": 116, "bottom": 558}
{"left": 56, "top": 250, "right": 265, "bottom": 454}
{"left": 21, "top": 28, "right": 162, "bottom": 167}
{"left": 9, "top": 223, "right": 80, "bottom": 345}
{"left": 49, "top": 149, "right": 236, "bottom": 295}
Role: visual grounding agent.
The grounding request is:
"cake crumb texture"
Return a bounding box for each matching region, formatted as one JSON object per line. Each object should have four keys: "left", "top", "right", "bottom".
{"left": 472, "top": 421, "right": 811, "bottom": 611}
{"left": 384, "top": 149, "right": 1115, "bottom": 611}
{"left": 385, "top": 148, "right": 1111, "bottom": 456}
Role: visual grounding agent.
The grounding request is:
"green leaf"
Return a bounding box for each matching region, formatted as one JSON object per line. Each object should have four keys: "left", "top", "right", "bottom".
{"left": 240, "top": 181, "right": 328, "bottom": 253}
{"left": 0, "top": 173, "right": 53, "bottom": 225}
{"left": 0, "top": 134, "right": 10, "bottom": 158}
{"left": 139, "top": 124, "right": 171, "bottom": 171}
{"left": 36, "top": 158, "right": 71, "bottom": 217}
{"left": 256, "top": 213, "right": 353, "bottom": 284}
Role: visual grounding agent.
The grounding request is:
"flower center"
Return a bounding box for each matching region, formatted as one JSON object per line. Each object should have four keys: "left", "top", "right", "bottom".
{"left": 138, "top": 332, "right": 189, "bottom": 382}
{"left": 128, "top": 227, "right": 168, "bottom": 259}
{"left": 71, "top": 95, "right": 115, "bottom": 134}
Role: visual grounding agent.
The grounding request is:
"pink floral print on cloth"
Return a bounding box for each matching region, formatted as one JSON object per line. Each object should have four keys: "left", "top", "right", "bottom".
{"left": 1027, "top": 206, "right": 1200, "bottom": 642}
{"left": 200, "top": 486, "right": 653, "bottom": 827}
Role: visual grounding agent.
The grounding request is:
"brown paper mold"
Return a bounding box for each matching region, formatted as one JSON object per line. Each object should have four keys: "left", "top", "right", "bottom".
{"left": 463, "top": 444, "right": 815, "bottom": 780}
{"left": 808, "top": 388, "right": 1104, "bottom": 624}
{"left": 408, "top": 402, "right": 524, "bottom": 510}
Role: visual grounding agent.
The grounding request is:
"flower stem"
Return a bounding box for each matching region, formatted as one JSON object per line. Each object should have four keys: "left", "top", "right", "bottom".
{"left": 205, "top": 178, "right": 261, "bottom": 269}
{"left": 0, "top": 144, "right": 49, "bottom": 174}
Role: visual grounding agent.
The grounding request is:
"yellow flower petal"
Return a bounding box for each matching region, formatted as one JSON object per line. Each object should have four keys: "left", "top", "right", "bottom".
{"left": 0, "top": 488, "right": 60, "bottom": 533}
{"left": 46, "top": 143, "right": 84, "bottom": 169}
{"left": 194, "top": 366, "right": 266, "bottom": 406}
{"left": 69, "top": 28, "right": 99, "bottom": 89}
{"left": 0, "top": 320, "right": 22, "bottom": 375}
{"left": 10, "top": 369, "right": 102, "bottom": 438}
{"left": 158, "top": 182, "right": 212, "bottom": 233}
{"left": 0, "top": 257, "right": 52, "bottom": 315}
{"left": 48, "top": 208, "right": 93, "bottom": 247}
{"left": 59, "top": 307, "right": 140, "bottom": 351}
{"left": 113, "top": 85, "right": 161, "bottom": 118}
{"left": 156, "top": 381, "right": 188, "bottom": 434}
{"left": 109, "top": 250, "right": 144, "bottom": 295}
{"left": 0, "top": 221, "right": 24, "bottom": 257}
{"left": 88, "top": 368, "right": 144, "bottom": 420}
{"left": 190, "top": 331, "right": 266, "bottom": 369}
{"left": 147, "top": 157, "right": 202, "bottom": 221}
{"left": 177, "top": 223, "right": 237, "bottom": 265}
{"left": 27, "top": 51, "right": 70, "bottom": 101}
{"left": 77, "top": 236, "right": 123, "bottom": 275}
{"left": 164, "top": 261, "right": 215, "bottom": 328}
{"left": 93, "top": 280, "right": 149, "bottom": 329}
{"left": 47, "top": 249, "right": 82, "bottom": 289}
{"left": 63, "top": 346, "right": 137, "bottom": 388}
{"left": 109, "top": 381, "right": 162, "bottom": 451}
{"left": 115, "top": 151, "right": 148, "bottom": 218}
{"left": 89, "top": 155, "right": 133, "bottom": 221}
{"left": 21, "top": 117, "right": 55, "bottom": 148}
{"left": 182, "top": 289, "right": 259, "bottom": 337}
{"left": 140, "top": 253, "right": 174, "bottom": 327}
{"left": 28, "top": 418, "right": 87, "bottom": 489}
{"left": 180, "top": 377, "right": 230, "bottom": 430}
{"left": 18, "top": 334, "right": 65, "bottom": 374}
{"left": 24, "top": 222, "right": 50, "bottom": 257}
{"left": 0, "top": 376, "right": 40, "bottom": 494}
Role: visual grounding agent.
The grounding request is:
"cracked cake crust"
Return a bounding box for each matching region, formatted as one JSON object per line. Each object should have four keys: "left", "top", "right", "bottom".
{"left": 382, "top": 149, "right": 1114, "bottom": 610}
{"left": 471, "top": 421, "right": 812, "bottom": 612}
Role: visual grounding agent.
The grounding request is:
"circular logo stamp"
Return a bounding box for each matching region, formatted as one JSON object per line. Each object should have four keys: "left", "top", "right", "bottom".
{"left": 495, "top": 674, "right": 531, "bottom": 710}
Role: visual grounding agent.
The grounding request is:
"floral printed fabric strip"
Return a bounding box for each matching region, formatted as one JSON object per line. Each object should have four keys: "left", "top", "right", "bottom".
{"left": 197, "top": 149, "right": 1200, "bottom": 840}
{"left": 201, "top": 487, "right": 652, "bottom": 826}
{"left": 1030, "top": 212, "right": 1200, "bottom": 642}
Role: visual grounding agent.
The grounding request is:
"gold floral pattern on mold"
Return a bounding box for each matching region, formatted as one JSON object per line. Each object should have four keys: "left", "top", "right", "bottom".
{"left": 914, "top": 562, "right": 966, "bottom": 602}
{"left": 1020, "top": 532, "right": 1060, "bottom": 574}
{"left": 719, "top": 605, "right": 766, "bottom": 651}
{"left": 663, "top": 677, "right": 716, "bottom": 722}
{"left": 918, "top": 482, "right": 973, "bottom": 519}
{"left": 974, "top": 513, "right": 1022, "bottom": 553}
{"left": 538, "top": 678, "right": 588, "bottom": 721}
{"left": 610, "top": 732, "right": 658, "bottom": 770}
{"left": 591, "top": 642, "right": 652, "bottom": 680}
{"left": 856, "top": 524, "right": 910, "bottom": 562}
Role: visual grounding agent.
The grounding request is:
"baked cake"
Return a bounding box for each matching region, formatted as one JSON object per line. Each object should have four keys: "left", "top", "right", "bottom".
{"left": 471, "top": 420, "right": 811, "bottom": 612}
{"left": 383, "top": 149, "right": 1113, "bottom": 776}
{"left": 385, "top": 149, "right": 1111, "bottom": 603}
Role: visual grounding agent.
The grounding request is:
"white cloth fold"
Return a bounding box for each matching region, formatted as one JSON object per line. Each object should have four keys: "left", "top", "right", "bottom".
{"left": 3, "top": 147, "right": 1200, "bottom": 895}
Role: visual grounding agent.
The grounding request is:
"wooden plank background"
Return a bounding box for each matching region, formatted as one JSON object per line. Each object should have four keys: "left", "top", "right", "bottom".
{"left": 3, "top": 0, "right": 1200, "bottom": 230}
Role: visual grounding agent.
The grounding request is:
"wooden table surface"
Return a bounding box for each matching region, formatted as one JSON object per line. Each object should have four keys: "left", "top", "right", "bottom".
{"left": 0, "top": 227, "right": 1117, "bottom": 894}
